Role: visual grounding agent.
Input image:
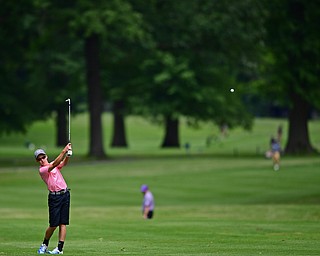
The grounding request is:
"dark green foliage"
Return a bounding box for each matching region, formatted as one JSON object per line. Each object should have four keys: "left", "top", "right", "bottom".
{"left": 262, "top": 0, "right": 320, "bottom": 153}
{"left": 130, "top": 0, "right": 265, "bottom": 130}
{"left": 0, "top": 1, "right": 43, "bottom": 134}
{"left": 0, "top": 0, "right": 318, "bottom": 154}
{"left": 263, "top": 0, "right": 320, "bottom": 106}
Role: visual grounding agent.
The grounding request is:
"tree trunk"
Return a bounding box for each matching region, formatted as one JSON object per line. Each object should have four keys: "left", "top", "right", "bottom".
{"left": 161, "top": 116, "right": 180, "bottom": 148}
{"left": 111, "top": 100, "right": 128, "bottom": 147}
{"left": 285, "top": 91, "right": 316, "bottom": 154}
{"left": 284, "top": 3, "right": 317, "bottom": 155}
{"left": 56, "top": 105, "right": 67, "bottom": 147}
{"left": 85, "top": 34, "right": 106, "bottom": 158}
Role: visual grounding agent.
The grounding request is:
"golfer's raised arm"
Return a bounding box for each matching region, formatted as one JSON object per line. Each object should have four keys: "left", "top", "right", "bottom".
{"left": 48, "top": 143, "right": 71, "bottom": 172}
{"left": 61, "top": 150, "right": 71, "bottom": 166}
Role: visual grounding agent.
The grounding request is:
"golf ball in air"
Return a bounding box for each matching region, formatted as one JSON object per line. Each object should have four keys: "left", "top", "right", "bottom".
{"left": 230, "top": 88, "right": 235, "bottom": 92}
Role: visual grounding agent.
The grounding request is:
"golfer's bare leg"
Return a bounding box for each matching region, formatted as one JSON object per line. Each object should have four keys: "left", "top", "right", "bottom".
{"left": 45, "top": 226, "right": 57, "bottom": 240}
{"left": 59, "top": 224, "right": 67, "bottom": 241}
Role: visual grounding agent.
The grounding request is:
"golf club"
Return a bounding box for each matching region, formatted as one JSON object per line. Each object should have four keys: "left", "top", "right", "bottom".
{"left": 65, "top": 98, "right": 72, "bottom": 156}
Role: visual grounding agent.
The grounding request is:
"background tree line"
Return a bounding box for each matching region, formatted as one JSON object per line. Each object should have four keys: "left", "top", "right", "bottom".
{"left": 0, "top": 0, "right": 319, "bottom": 157}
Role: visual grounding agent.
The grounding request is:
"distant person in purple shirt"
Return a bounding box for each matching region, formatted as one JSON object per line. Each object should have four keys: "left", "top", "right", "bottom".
{"left": 140, "top": 184, "right": 155, "bottom": 219}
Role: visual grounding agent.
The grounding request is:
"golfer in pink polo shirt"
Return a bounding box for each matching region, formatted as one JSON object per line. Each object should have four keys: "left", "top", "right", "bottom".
{"left": 35, "top": 143, "right": 72, "bottom": 255}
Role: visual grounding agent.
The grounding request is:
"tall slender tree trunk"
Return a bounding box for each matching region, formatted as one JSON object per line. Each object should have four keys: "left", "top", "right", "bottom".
{"left": 285, "top": 91, "right": 315, "bottom": 154}
{"left": 56, "top": 105, "right": 67, "bottom": 147}
{"left": 161, "top": 115, "right": 180, "bottom": 148}
{"left": 85, "top": 34, "right": 106, "bottom": 158}
{"left": 111, "top": 100, "right": 128, "bottom": 147}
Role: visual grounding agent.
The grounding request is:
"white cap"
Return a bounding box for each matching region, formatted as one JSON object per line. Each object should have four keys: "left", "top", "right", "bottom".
{"left": 34, "top": 149, "right": 46, "bottom": 159}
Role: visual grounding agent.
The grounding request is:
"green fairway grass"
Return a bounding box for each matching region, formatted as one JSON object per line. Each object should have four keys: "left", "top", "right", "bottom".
{"left": 0, "top": 115, "right": 319, "bottom": 255}
{"left": 1, "top": 156, "right": 320, "bottom": 255}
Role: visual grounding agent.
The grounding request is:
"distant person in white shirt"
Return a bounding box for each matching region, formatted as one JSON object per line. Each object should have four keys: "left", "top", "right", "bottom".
{"left": 140, "top": 184, "right": 155, "bottom": 219}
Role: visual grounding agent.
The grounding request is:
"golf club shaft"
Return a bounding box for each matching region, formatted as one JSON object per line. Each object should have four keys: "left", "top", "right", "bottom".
{"left": 65, "top": 98, "right": 71, "bottom": 142}
{"left": 68, "top": 99, "right": 71, "bottom": 142}
{"left": 65, "top": 98, "right": 72, "bottom": 156}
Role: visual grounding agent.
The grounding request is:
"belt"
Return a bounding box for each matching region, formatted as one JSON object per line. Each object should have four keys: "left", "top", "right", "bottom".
{"left": 49, "top": 188, "right": 70, "bottom": 195}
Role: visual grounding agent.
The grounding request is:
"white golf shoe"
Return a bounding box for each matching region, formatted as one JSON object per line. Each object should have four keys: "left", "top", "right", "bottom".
{"left": 37, "top": 244, "right": 48, "bottom": 254}
{"left": 48, "top": 247, "right": 63, "bottom": 254}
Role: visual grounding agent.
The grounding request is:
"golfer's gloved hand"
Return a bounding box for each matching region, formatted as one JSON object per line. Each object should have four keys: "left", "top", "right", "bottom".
{"left": 66, "top": 143, "right": 72, "bottom": 157}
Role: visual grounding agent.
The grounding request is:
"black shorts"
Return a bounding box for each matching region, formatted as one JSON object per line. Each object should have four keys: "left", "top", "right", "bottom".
{"left": 147, "top": 211, "right": 154, "bottom": 219}
{"left": 48, "top": 191, "right": 70, "bottom": 227}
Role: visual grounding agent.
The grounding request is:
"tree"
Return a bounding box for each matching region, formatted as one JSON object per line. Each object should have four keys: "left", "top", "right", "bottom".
{"left": 132, "top": 0, "right": 265, "bottom": 147}
{"left": 0, "top": 1, "right": 48, "bottom": 135}
{"left": 95, "top": 0, "right": 149, "bottom": 148}
{"left": 0, "top": 0, "right": 86, "bottom": 148}
{"left": 110, "top": 100, "right": 128, "bottom": 147}
{"left": 263, "top": 0, "right": 320, "bottom": 154}
{"left": 83, "top": 34, "right": 105, "bottom": 157}
{"left": 67, "top": 0, "right": 145, "bottom": 156}
{"left": 105, "top": 46, "right": 151, "bottom": 148}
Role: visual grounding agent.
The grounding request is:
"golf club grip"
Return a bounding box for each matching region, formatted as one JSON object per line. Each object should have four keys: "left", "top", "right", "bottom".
{"left": 67, "top": 149, "right": 73, "bottom": 156}
{"left": 67, "top": 140, "right": 72, "bottom": 156}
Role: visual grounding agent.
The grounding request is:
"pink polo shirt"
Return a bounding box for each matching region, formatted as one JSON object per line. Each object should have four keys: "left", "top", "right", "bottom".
{"left": 39, "top": 162, "right": 67, "bottom": 192}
